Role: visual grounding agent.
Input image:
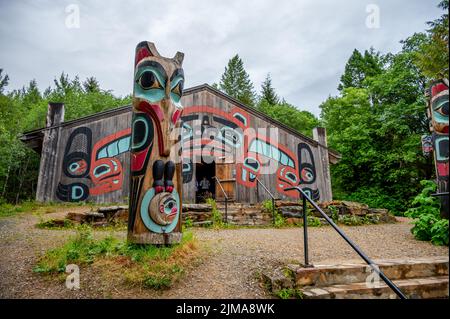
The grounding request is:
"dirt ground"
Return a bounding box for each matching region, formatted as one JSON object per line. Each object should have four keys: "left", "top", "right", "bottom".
{"left": 0, "top": 209, "right": 448, "bottom": 299}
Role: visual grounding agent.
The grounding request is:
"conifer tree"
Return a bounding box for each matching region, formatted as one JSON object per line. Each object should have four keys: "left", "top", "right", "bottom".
{"left": 219, "top": 55, "right": 256, "bottom": 106}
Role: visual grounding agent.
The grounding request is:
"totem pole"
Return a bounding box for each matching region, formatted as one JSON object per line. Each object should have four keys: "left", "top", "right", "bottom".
{"left": 426, "top": 79, "right": 449, "bottom": 219}
{"left": 128, "top": 41, "right": 185, "bottom": 244}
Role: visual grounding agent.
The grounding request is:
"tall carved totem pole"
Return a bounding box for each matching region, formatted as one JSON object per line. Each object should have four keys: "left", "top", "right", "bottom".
{"left": 128, "top": 41, "right": 185, "bottom": 244}
{"left": 426, "top": 79, "right": 449, "bottom": 219}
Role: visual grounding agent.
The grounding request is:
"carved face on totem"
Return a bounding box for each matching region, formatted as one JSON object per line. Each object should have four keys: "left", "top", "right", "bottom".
{"left": 132, "top": 41, "right": 184, "bottom": 159}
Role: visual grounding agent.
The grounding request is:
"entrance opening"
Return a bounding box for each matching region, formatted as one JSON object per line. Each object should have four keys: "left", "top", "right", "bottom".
{"left": 195, "top": 160, "right": 216, "bottom": 203}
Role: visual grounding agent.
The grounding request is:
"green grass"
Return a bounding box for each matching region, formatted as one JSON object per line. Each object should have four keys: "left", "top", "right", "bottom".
{"left": 33, "top": 225, "right": 201, "bottom": 290}
{"left": 36, "top": 218, "right": 75, "bottom": 229}
{"left": 0, "top": 200, "right": 128, "bottom": 219}
{"left": 274, "top": 288, "right": 304, "bottom": 299}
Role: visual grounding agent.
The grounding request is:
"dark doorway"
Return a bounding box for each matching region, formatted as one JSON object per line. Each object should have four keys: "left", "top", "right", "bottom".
{"left": 195, "top": 160, "right": 216, "bottom": 203}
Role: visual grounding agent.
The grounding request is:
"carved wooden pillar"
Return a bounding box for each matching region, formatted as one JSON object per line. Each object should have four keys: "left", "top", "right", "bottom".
{"left": 128, "top": 41, "right": 185, "bottom": 244}
{"left": 427, "top": 79, "right": 449, "bottom": 219}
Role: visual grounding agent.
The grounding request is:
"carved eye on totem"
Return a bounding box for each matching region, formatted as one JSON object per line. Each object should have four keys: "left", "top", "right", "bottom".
{"left": 434, "top": 98, "right": 449, "bottom": 117}
{"left": 137, "top": 71, "right": 163, "bottom": 90}
{"left": 171, "top": 80, "right": 184, "bottom": 97}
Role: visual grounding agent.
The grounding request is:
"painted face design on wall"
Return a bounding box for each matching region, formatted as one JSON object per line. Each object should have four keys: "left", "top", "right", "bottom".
{"left": 56, "top": 127, "right": 131, "bottom": 202}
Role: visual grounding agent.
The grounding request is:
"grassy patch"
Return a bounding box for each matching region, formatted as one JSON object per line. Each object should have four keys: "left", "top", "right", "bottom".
{"left": 36, "top": 218, "right": 75, "bottom": 229}
{"left": 33, "top": 225, "right": 201, "bottom": 290}
{"left": 274, "top": 288, "right": 304, "bottom": 299}
{"left": 35, "top": 218, "right": 127, "bottom": 231}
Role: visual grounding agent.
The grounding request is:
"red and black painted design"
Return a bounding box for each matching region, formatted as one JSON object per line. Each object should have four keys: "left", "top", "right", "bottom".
{"left": 180, "top": 105, "right": 320, "bottom": 200}
{"left": 56, "top": 127, "right": 131, "bottom": 202}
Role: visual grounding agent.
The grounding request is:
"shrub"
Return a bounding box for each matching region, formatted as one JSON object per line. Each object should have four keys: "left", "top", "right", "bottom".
{"left": 206, "top": 198, "right": 226, "bottom": 227}
{"left": 404, "top": 180, "right": 448, "bottom": 246}
{"left": 342, "top": 186, "right": 407, "bottom": 215}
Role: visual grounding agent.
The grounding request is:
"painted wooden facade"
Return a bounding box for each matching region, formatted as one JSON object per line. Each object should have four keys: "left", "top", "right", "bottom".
{"left": 21, "top": 84, "right": 341, "bottom": 205}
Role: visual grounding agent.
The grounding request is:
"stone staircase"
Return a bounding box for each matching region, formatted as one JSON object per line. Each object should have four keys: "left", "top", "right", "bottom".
{"left": 263, "top": 256, "right": 449, "bottom": 299}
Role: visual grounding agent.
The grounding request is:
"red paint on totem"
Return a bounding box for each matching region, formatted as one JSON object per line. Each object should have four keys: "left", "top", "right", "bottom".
{"left": 135, "top": 47, "right": 151, "bottom": 66}
{"left": 437, "top": 162, "right": 449, "bottom": 178}
{"left": 172, "top": 109, "right": 181, "bottom": 124}
{"left": 138, "top": 101, "right": 165, "bottom": 156}
{"left": 431, "top": 82, "right": 448, "bottom": 97}
{"left": 131, "top": 149, "right": 149, "bottom": 172}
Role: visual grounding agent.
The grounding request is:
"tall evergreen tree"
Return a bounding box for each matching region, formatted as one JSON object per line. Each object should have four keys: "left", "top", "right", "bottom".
{"left": 219, "top": 55, "right": 256, "bottom": 106}
{"left": 83, "top": 76, "right": 100, "bottom": 93}
{"left": 260, "top": 73, "right": 279, "bottom": 105}
{"left": 413, "top": 0, "right": 449, "bottom": 79}
{"left": 338, "top": 48, "right": 383, "bottom": 91}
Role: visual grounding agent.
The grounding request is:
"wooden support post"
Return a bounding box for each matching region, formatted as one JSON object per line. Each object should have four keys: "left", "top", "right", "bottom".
{"left": 312, "top": 127, "right": 332, "bottom": 202}
{"left": 36, "top": 102, "right": 65, "bottom": 202}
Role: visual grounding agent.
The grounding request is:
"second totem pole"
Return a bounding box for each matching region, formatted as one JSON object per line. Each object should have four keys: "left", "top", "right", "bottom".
{"left": 128, "top": 41, "right": 185, "bottom": 244}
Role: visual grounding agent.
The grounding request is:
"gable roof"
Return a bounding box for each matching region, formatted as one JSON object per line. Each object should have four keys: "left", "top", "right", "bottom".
{"left": 20, "top": 83, "right": 341, "bottom": 162}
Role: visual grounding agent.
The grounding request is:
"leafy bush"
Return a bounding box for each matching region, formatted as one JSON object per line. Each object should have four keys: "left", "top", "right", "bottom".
{"left": 206, "top": 198, "right": 226, "bottom": 227}
{"left": 342, "top": 186, "right": 407, "bottom": 216}
{"left": 262, "top": 199, "right": 285, "bottom": 227}
{"left": 404, "top": 180, "right": 448, "bottom": 246}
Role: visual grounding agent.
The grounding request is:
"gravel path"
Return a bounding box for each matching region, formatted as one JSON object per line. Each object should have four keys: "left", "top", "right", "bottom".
{"left": 0, "top": 211, "right": 448, "bottom": 299}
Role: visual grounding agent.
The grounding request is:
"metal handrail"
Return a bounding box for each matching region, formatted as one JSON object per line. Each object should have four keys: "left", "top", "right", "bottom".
{"left": 212, "top": 176, "right": 228, "bottom": 223}
{"left": 255, "top": 177, "right": 278, "bottom": 225}
{"left": 285, "top": 186, "right": 407, "bottom": 299}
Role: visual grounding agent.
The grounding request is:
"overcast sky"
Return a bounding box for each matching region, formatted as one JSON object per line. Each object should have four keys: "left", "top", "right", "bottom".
{"left": 0, "top": 0, "right": 443, "bottom": 116}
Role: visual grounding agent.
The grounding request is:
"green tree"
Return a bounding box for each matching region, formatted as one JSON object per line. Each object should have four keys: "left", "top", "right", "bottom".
{"left": 413, "top": 0, "right": 449, "bottom": 79}
{"left": 321, "top": 42, "right": 432, "bottom": 214}
{"left": 219, "top": 55, "right": 256, "bottom": 106}
{"left": 259, "top": 73, "right": 279, "bottom": 105}
{"left": 338, "top": 48, "right": 384, "bottom": 91}
{"left": 83, "top": 76, "right": 101, "bottom": 93}
{"left": 0, "top": 69, "right": 9, "bottom": 94}
{"left": 0, "top": 71, "right": 131, "bottom": 203}
{"left": 259, "top": 99, "right": 319, "bottom": 137}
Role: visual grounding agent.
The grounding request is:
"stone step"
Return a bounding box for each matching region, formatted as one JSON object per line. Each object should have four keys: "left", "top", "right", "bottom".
{"left": 262, "top": 256, "right": 449, "bottom": 299}
{"left": 293, "top": 257, "right": 448, "bottom": 287}
{"left": 301, "top": 276, "right": 449, "bottom": 299}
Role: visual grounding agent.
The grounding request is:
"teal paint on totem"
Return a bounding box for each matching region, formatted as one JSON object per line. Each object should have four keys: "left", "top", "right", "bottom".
{"left": 140, "top": 188, "right": 180, "bottom": 233}
{"left": 131, "top": 117, "right": 149, "bottom": 150}
{"left": 433, "top": 95, "right": 449, "bottom": 124}
{"left": 435, "top": 134, "right": 449, "bottom": 161}
{"left": 134, "top": 66, "right": 166, "bottom": 103}
{"left": 170, "top": 75, "right": 183, "bottom": 103}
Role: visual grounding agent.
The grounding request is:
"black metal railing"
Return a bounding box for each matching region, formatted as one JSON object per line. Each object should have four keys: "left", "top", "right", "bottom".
{"left": 255, "top": 177, "right": 279, "bottom": 225}
{"left": 284, "top": 186, "right": 407, "bottom": 299}
{"left": 213, "top": 176, "right": 229, "bottom": 223}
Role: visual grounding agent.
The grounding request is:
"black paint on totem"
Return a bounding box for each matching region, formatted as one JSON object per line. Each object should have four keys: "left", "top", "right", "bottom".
{"left": 129, "top": 112, "right": 155, "bottom": 229}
